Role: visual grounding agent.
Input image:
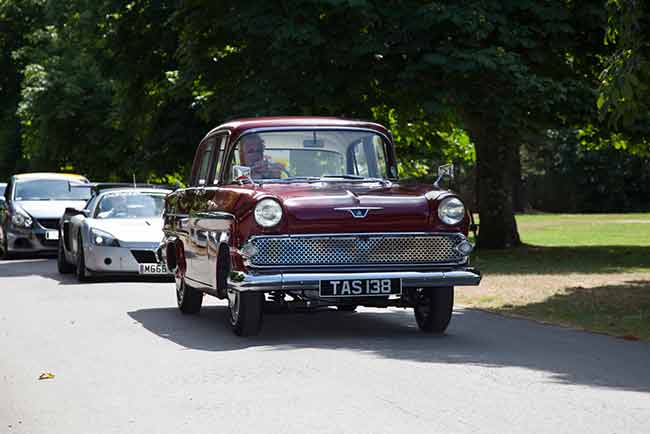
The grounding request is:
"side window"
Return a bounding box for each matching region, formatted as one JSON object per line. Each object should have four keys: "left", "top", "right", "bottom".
{"left": 211, "top": 135, "right": 227, "bottom": 184}
{"left": 194, "top": 137, "right": 216, "bottom": 186}
{"left": 4, "top": 180, "right": 12, "bottom": 201}
{"left": 224, "top": 142, "right": 242, "bottom": 184}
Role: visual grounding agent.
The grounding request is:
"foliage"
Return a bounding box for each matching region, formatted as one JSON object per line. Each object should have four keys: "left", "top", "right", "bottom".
{"left": 523, "top": 129, "right": 650, "bottom": 213}
{"left": 0, "top": 0, "right": 646, "bottom": 248}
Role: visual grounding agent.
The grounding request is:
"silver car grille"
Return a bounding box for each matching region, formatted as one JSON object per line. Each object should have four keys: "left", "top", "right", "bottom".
{"left": 247, "top": 233, "right": 467, "bottom": 267}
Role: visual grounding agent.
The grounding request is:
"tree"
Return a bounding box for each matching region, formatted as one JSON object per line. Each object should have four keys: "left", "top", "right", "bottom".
{"left": 0, "top": 0, "right": 43, "bottom": 177}
{"left": 170, "top": 1, "right": 607, "bottom": 248}
{"left": 598, "top": 0, "right": 650, "bottom": 154}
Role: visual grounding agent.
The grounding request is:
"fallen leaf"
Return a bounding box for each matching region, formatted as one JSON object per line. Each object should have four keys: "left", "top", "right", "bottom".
{"left": 38, "top": 372, "right": 55, "bottom": 380}
{"left": 622, "top": 335, "right": 640, "bottom": 341}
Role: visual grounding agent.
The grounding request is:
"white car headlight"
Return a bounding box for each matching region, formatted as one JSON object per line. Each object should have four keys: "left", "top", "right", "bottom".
{"left": 438, "top": 197, "right": 465, "bottom": 225}
{"left": 254, "top": 199, "right": 283, "bottom": 228}
{"left": 90, "top": 228, "right": 120, "bottom": 247}
{"left": 11, "top": 207, "right": 32, "bottom": 228}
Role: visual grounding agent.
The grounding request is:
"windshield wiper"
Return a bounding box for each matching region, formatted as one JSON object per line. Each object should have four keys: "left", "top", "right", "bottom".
{"left": 321, "top": 174, "right": 365, "bottom": 180}
{"left": 283, "top": 176, "right": 321, "bottom": 181}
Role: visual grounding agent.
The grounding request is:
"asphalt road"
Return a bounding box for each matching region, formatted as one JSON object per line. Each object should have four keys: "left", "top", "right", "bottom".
{"left": 1, "top": 258, "right": 649, "bottom": 434}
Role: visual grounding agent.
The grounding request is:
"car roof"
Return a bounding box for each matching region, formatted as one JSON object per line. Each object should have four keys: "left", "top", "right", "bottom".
{"left": 205, "top": 116, "right": 391, "bottom": 144}
{"left": 14, "top": 172, "right": 88, "bottom": 181}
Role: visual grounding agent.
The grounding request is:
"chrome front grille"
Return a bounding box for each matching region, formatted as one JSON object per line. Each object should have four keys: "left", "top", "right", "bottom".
{"left": 247, "top": 233, "right": 467, "bottom": 267}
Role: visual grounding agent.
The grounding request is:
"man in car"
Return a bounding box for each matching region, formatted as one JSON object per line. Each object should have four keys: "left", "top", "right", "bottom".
{"left": 240, "top": 134, "right": 286, "bottom": 179}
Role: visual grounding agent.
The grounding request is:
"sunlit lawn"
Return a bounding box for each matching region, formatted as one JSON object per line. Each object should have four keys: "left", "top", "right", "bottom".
{"left": 459, "top": 213, "right": 650, "bottom": 340}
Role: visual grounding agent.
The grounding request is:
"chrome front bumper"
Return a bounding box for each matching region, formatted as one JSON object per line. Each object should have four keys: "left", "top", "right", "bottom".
{"left": 228, "top": 268, "right": 481, "bottom": 292}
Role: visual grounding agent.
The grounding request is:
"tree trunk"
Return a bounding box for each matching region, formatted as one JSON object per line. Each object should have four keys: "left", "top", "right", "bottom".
{"left": 471, "top": 128, "right": 521, "bottom": 249}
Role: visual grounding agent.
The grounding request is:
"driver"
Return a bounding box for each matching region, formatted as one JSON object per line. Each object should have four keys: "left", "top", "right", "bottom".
{"left": 97, "top": 194, "right": 128, "bottom": 219}
{"left": 240, "top": 134, "right": 285, "bottom": 179}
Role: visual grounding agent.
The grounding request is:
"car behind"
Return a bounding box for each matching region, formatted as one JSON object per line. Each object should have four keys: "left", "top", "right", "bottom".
{"left": 1, "top": 173, "right": 89, "bottom": 258}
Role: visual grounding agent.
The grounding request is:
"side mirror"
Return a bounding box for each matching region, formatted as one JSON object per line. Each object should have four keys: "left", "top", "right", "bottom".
{"left": 232, "top": 165, "right": 253, "bottom": 184}
{"left": 64, "top": 207, "right": 86, "bottom": 217}
{"left": 434, "top": 163, "right": 454, "bottom": 189}
{"left": 0, "top": 197, "right": 6, "bottom": 210}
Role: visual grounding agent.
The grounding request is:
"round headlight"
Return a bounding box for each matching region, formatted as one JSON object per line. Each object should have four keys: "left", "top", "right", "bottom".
{"left": 12, "top": 213, "right": 32, "bottom": 228}
{"left": 12, "top": 214, "right": 25, "bottom": 226}
{"left": 254, "top": 199, "right": 283, "bottom": 228}
{"left": 438, "top": 197, "right": 465, "bottom": 225}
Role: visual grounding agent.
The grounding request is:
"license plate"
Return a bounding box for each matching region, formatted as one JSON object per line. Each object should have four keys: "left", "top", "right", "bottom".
{"left": 138, "top": 263, "right": 169, "bottom": 274}
{"left": 45, "top": 230, "right": 59, "bottom": 240}
{"left": 319, "top": 278, "right": 402, "bottom": 297}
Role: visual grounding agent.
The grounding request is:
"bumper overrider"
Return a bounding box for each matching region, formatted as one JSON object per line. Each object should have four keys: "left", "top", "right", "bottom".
{"left": 228, "top": 268, "right": 481, "bottom": 292}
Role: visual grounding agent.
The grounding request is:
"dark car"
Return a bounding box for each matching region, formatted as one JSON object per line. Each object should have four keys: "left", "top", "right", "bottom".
{"left": 1, "top": 173, "right": 90, "bottom": 258}
{"left": 160, "top": 117, "right": 481, "bottom": 336}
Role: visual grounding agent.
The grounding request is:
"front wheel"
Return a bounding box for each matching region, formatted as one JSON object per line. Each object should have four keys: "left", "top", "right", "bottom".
{"left": 176, "top": 272, "right": 202, "bottom": 314}
{"left": 75, "top": 235, "right": 89, "bottom": 282}
{"left": 1, "top": 235, "right": 13, "bottom": 260}
{"left": 413, "top": 286, "right": 454, "bottom": 333}
{"left": 227, "top": 289, "right": 263, "bottom": 336}
{"left": 57, "top": 236, "right": 73, "bottom": 274}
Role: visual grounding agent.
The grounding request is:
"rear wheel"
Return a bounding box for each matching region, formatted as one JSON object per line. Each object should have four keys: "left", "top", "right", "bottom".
{"left": 176, "top": 272, "right": 202, "bottom": 314}
{"left": 75, "top": 235, "right": 89, "bottom": 282}
{"left": 57, "top": 236, "right": 73, "bottom": 274}
{"left": 227, "top": 289, "right": 263, "bottom": 336}
{"left": 413, "top": 286, "right": 454, "bottom": 333}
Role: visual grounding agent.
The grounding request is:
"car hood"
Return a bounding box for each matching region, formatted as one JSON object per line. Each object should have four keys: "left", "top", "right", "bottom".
{"left": 17, "top": 200, "right": 88, "bottom": 219}
{"left": 254, "top": 182, "right": 447, "bottom": 233}
{"left": 88, "top": 218, "right": 165, "bottom": 243}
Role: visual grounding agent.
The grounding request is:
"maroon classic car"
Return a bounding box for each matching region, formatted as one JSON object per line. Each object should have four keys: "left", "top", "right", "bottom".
{"left": 160, "top": 117, "right": 480, "bottom": 336}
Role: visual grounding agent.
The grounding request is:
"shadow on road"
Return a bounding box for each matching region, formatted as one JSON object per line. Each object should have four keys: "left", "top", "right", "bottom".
{"left": 128, "top": 304, "right": 650, "bottom": 394}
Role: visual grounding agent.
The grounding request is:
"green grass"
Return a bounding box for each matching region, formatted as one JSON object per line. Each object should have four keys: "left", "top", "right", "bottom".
{"left": 461, "top": 213, "right": 650, "bottom": 340}
{"left": 470, "top": 213, "right": 650, "bottom": 274}
{"left": 516, "top": 213, "right": 650, "bottom": 247}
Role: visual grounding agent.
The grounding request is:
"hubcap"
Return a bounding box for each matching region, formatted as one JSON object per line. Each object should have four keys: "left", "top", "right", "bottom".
{"left": 227, "top": 289, "right": 240, "bottom": 323}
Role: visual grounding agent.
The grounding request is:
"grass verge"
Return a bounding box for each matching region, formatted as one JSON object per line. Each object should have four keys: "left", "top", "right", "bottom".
{"left": 460, "top": 213, "right": 650, "bottom": 340}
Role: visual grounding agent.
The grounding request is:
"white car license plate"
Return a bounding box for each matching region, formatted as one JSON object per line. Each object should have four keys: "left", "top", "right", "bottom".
{"left": 45, "top": 230, "right": 59, "bottom": 240}
{"left": 138, "top": 263, "right": 169, "bottom": 275}
{"left": 319, "top": 278, "right": 402, "bottom": 297}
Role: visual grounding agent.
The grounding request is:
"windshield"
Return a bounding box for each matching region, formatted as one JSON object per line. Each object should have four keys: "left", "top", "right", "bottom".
{"left": 14, "top": 179, "right": 90, "bottom": 201}
{"left": 95, "top": 192, "right": 166, "bottom": 219}
{"left": 227, "top": 130, "right": 391, "bottom": 182}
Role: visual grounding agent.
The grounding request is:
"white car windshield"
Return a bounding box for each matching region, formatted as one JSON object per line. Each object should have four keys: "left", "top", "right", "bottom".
{"left": 227, "top": 130, "right": 390, "bottom": 182}
{"left": 95, "top": 192, "right": 166, "bottom": 219}
{"left": 14, "top": 179, "right": 90, "bottom": 201}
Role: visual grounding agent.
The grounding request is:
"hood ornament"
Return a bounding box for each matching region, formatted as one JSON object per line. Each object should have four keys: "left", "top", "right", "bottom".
{"left": 334, "top": 206, "right": 383, "bottom": 218}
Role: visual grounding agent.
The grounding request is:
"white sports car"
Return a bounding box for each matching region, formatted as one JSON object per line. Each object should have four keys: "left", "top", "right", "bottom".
{"left": 57, "top": 185, "right": 172, "bottom": 281}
